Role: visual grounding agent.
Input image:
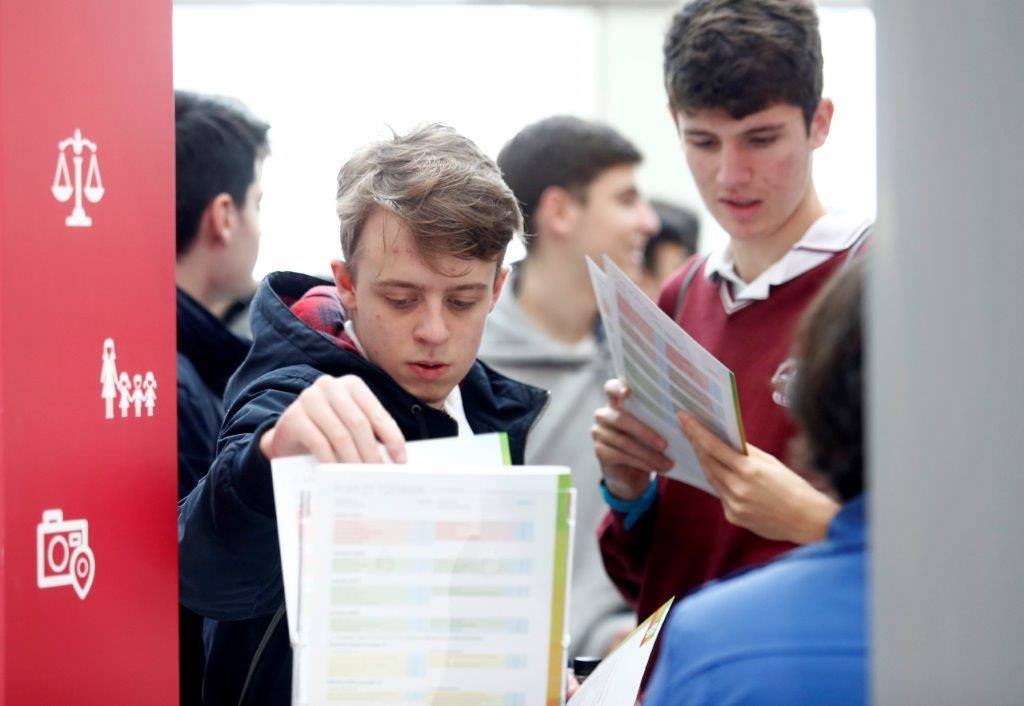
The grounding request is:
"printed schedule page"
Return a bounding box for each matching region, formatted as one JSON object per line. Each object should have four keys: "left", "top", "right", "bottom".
{"left": 301, "top": 466, "right": 572, "bottom": 706}
{"left": 590, "top": 256, "right": 748, "bottom": 495}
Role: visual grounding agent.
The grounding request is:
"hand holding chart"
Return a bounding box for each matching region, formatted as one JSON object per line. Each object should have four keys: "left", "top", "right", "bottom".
{"left": 588, "top": 256, "right": 748, "bottom": 496}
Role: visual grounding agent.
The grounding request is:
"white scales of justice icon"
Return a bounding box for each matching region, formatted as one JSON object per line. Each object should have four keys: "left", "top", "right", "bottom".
{"left": 51, "top": 128, "right": 105, "bottom": 227}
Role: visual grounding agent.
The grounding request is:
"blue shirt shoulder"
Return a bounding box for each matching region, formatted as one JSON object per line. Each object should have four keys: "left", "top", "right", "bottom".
{"left": 645, "top": 496, "right": 868, "bottom": 706}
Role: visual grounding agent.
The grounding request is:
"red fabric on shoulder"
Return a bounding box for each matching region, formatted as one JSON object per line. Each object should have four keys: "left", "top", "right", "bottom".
{"left": 288, "top": 285, "right": 361, "bottom": 355}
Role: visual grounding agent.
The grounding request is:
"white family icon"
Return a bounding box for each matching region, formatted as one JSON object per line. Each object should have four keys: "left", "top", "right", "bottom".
{"left": 51, "top": 128, "right": 104, "bottom": 228}
{"left": 36, "top": 509, "right": 96, "bottom": 600}
{"left": 100, "top": 338, "right": 157, "bottom": 420}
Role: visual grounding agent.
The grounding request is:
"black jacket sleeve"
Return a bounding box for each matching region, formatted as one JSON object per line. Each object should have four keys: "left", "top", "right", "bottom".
{"left": 178, "top": 371, "right": 317, "bottom": 621}
{"left": 176, "top": 380, "right": 222, "bottom": 501}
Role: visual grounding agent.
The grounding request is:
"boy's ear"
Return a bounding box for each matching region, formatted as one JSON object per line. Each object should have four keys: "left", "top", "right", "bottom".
{"left": 488, "top": 265, "right": 511, "bottom": 313}
{"left": 809, "top": 98, "right": 834, "bottom": 149}
{"left": 535, "top": 186, "right": 579, "bottom": 242}
{"left": 201, "top": 193, "right": 236, "bottom": 248}
{"left": 331, "top": 259, "right": 357, "bottom": 311}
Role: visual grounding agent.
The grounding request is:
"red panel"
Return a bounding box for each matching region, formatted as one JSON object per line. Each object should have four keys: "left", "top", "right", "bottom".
{"left": 0, "top": 1, "right": 176, "bottom": 703}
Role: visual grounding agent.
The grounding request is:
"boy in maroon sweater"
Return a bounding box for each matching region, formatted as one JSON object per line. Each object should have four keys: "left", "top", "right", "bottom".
{"left": 591, "top": 0, "right": 872, "bottom": 624}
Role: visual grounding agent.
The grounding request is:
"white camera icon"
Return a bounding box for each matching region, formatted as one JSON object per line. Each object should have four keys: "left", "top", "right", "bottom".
{"left": 36, "top": 509, "right": 96, "bottom": 600}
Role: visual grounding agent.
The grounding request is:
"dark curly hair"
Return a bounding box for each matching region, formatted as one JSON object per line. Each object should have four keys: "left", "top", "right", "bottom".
{"left": 663, "top": 0, "right": 824, "bottom": 130}
{"left": 789, "top": 259, "right": 865, "bottom": 502}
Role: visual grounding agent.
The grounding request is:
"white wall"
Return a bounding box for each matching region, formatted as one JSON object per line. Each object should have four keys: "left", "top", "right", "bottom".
{"left": 872, "top": 1, "right": 1024, "bottom": 702}
{"left": 174, "top": 5, "right": 600, "bottom": 276}
{"left": 174, "top": 2, "right": 875, "bottom": 274}
{"left": 596, "top": 5, "right": 710, "bottom": 239}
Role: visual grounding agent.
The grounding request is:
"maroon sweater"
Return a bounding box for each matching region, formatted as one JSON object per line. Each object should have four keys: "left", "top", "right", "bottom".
{"left": 598, "top": 248, "right": 855, "bottom": 623}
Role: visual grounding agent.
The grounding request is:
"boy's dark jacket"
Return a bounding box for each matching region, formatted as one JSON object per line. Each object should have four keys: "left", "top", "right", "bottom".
{"left": 177, "top": 287, "right": 250, "bottom": 706}
{"left": 177, "top": 287, "right": 251, "bottom": 501}
{"left": 178, "top": 271, "right": 548, "bottom": 706}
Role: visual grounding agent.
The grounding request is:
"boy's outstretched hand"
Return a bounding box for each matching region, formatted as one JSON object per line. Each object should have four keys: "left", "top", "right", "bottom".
{"left": 259, "top": 374, "right": 407, "bottom": 464}
{"left": 592, "top": 378, "right": 675, "bottom": 500}
{"left": 678, "top": 411, "right": 838, "bottom": 544}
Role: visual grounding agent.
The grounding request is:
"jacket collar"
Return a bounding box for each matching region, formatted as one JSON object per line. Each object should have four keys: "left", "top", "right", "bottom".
{"left": 176, "top": 287, "right": 250, "bottom": 395}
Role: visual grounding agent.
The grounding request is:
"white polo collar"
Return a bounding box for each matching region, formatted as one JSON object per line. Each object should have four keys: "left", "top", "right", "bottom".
{"left": 704, "top": 210, "right": 871, "bottom": 308}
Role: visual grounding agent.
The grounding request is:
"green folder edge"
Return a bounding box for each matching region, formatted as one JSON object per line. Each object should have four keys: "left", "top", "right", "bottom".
{"left": 497, "top": 434, "right": 568, "bottom": 704}
{"left": 546, "top": 472, "right": 572, "bottom": 705}
{"left": 499, "top": 432, "right": 512, "bottom": 466}
{"left": 728, "top": 371, "right": 749, "bottom": 455}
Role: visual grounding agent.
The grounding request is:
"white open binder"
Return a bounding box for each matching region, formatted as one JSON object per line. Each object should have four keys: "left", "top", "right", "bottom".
{"left": 272, "top": 434, "right": 576, "bottom": 706}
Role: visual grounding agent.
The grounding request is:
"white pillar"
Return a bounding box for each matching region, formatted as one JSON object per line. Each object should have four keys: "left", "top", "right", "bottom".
{"left": 872, "top": 2, "right": 1024, "bottom": 703}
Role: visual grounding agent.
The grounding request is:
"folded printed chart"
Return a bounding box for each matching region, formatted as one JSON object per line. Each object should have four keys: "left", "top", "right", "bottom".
{"left": 587, "top": 256, "right": 748, "bottom": 495}
{"left": 272, "top": 435, "right": 577, "bottom": 706}
{"left": 567, "top": 598, "right": 674, "bottom": 706}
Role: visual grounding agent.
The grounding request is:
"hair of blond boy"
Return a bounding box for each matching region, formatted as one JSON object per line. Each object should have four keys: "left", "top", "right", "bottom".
{"left": 336, "top": 124, "right": 523, "bottom": 276}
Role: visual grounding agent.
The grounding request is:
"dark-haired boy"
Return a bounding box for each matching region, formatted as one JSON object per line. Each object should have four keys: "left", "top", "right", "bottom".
{"left": 592, "top": 0, "right": 872, "bottom": 625}
{"left": 174, "top": 90, "right": 269, "bottom": 706}
{"left": 175, "top": 90, "right": 269, "bottom": 502}
{"left": 481, "top": 116, "right": 658, "bottom": 657}
{"left": 178, "top": 125, "right": 547, "bottom": 706}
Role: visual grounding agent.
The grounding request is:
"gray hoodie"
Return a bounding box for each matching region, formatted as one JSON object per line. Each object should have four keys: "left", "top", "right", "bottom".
{"left": 480, "top": 279, "right": 634, "bottom": 658}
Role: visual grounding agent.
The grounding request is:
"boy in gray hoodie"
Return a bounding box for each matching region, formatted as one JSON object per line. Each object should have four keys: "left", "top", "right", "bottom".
{"left": 481, "top": 116, "right": 659, "bottom": 657}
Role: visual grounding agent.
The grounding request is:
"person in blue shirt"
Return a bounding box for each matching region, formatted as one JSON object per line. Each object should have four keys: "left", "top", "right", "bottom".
{"left": 645, "top": 257, "right": 867, "bottom": 706}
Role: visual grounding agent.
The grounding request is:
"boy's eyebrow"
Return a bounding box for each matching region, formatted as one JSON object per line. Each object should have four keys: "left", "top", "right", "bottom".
{"left": 373, "top": 279, "right": 489, "bottom": 293}
{"left": 742, "top": 123, "right": 786, "bottom": 136}
{"left": 374, "top": 279, "right": 424, "bottom": 291}
{"left": 683, "top": 123, "right": 786, "bottom": 137}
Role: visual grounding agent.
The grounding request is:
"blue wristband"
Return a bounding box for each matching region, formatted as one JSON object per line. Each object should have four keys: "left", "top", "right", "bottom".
{"left": 600, "top": 477, "right": 658, "bottom": 530}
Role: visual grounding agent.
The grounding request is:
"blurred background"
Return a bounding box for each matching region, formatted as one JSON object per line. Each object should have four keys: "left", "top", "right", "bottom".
{"left": 173, "top": 0, "right": 875, "bottom": 278}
